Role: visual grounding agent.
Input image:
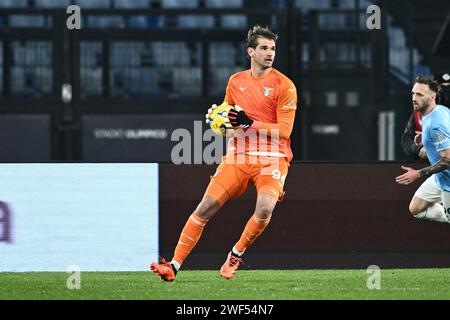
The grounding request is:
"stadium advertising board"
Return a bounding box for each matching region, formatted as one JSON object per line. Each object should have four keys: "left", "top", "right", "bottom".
{"left": 82, "top": 114, "right": 215, "bottom": 162}
{"left": 0, "top": 163, "right": 158, "bottom": 271}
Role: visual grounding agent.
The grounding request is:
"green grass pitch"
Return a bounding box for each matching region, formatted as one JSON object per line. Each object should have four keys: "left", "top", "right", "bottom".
{"left": 0, "top": 268, "right": 449, "bottom": 300}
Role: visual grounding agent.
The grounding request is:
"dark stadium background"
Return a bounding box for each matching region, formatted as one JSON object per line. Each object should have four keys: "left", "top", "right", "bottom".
{"left": 1, "top": 0, "right": 449, "bottom": 270}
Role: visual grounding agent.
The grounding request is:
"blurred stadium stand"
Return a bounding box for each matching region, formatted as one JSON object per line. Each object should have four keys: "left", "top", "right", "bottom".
{"left": 74, "top": 0, "right": 111, "bottom": 8}
{"left": 0, "top": 0, "right": 28, "bottom": 8}
{"left": 115, "top": 0, "right": 151, "bottom": 8}
{"left": 0, "top": 0, "right": 449, "bottom": 162}
{"left": 34, "top": 0, "right": 72, "bottom": 8}
{"left": 433, "top": 12, "right": 450, "bottom": 56}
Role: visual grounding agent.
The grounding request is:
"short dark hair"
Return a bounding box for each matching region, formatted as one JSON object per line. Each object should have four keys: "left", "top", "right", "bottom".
{"left": 246, "top": 25, "right": 278, "bottom": 49}
{"left": 414, "top": 75, "right": 440, "bottom": 94}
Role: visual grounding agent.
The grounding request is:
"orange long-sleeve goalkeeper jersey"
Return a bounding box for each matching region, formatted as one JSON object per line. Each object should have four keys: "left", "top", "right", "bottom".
{"left": 224, "top": 68, "right": 298, "bottom": 162}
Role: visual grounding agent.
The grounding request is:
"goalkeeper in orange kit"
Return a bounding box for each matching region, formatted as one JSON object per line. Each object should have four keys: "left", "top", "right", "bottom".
{"left": 150, "top": 25, "right": 298, "bottom": 281}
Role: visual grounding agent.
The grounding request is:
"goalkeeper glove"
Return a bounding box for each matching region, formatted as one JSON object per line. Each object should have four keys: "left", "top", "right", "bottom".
{"left": 205, "top": 104, "right": 218, "bottom": 125}
{"left": 227, "top": 105, "right": 253, "bottom": 129}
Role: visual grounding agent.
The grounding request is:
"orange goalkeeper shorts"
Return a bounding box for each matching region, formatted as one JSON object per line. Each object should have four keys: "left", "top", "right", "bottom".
{"left": 204, "top": 154, "right": 289, "bottom": 207}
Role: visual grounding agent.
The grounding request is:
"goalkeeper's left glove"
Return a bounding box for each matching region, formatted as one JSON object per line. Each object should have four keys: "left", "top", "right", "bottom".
{"left": 227, "top": 105, "right": 253, "bottom": 129}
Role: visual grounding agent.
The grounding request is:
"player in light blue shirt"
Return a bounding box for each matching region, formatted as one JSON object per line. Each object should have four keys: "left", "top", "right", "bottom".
{"left": 396, "top": 76, "right": 450, "bottom": 223}
{"left": 421, "top": 104, "right": 450, "bottom": 190}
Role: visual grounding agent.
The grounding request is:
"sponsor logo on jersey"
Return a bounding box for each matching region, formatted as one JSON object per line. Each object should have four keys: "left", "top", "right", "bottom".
{"left": 282, "top": 97, "right": 297, "bottom": 110}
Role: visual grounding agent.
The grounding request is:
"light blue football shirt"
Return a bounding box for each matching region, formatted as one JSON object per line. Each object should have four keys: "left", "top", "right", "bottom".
{"left": 421, "top": 104, "right": 450, "bottom": 191}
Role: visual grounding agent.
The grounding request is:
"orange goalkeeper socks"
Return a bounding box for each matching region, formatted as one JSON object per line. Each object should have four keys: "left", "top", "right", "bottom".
{"left": 235, "top": 213, "right": 272, "bottom": 254}
{"left": 172, "top": 212, "right": 209, "bottom": 268}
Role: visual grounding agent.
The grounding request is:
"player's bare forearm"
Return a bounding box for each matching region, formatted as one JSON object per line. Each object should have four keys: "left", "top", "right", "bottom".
{"left": 418, "top": 156, "right": 450, "bottom": 178}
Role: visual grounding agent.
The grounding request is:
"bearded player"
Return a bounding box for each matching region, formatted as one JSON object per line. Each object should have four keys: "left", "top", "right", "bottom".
{"left": 395, "top": 76, "right": 450, "bottom": 224}
{"left": 150, "top": 25, "right": 298, "bottom": 281}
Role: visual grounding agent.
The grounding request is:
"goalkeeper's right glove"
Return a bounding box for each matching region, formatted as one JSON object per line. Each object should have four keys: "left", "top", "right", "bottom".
{"left": 227, "top": 105, "right": 253, "bottom": 129}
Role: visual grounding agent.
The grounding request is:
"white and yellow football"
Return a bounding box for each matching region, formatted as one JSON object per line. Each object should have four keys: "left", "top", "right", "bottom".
{"left": 205, "top": 102, "right": 236, "bottom": 137}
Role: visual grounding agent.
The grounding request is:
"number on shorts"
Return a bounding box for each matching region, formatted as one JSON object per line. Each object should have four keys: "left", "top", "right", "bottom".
{"left": 271, "top": 169, "right": 281, "bottom": 180}
{"left": 272, "top": 170, "right": 287, "bottom": 184}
